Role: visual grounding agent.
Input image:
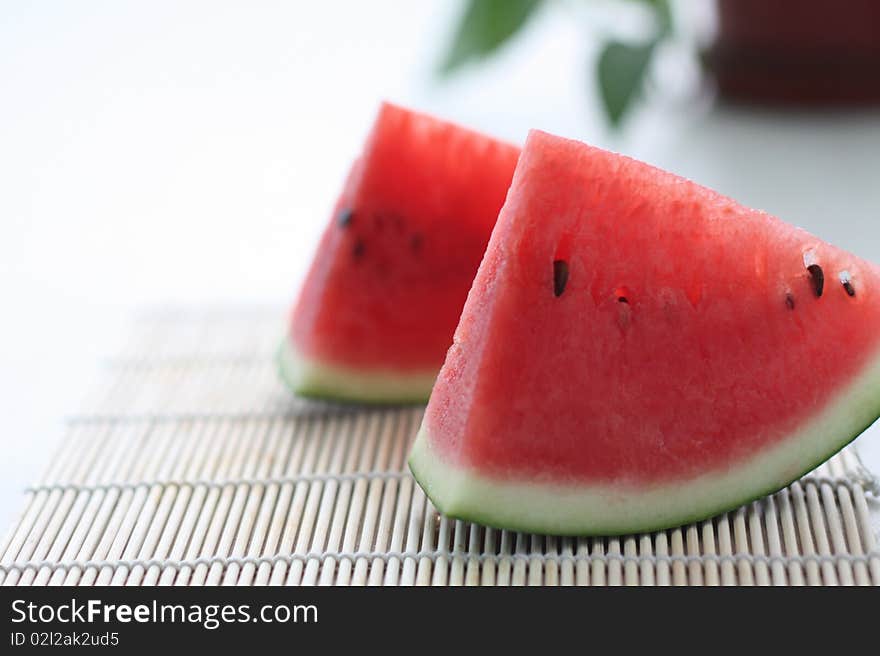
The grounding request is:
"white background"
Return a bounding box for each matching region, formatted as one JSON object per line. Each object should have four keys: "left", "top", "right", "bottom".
{"left": 2, "top": 1, "right": 880, "bottom": 528}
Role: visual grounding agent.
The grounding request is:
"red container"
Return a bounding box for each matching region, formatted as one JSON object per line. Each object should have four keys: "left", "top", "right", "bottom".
{"left": 707, "top": 0, "right": 880, "bottom": 105}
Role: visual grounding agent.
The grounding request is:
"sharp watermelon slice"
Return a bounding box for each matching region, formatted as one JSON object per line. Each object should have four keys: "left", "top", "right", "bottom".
{"left": 280, "top": 102, "right": 520, "bottom": 403}
{"left": 409, "top": 129, "right": 880, "bottom": 536}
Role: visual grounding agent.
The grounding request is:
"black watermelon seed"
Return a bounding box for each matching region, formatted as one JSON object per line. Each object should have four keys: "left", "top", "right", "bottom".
{"left": 352, "top": 239, "right": 365, "bottom": 259}
{"left": 410, "top": 233, "right": 423, "bottom": 253}
{"left": 553, "top": 260, "right": 569, "bottom": 297}
{"left": 617, "top": 296, "right": 629, "bottom": 304}
{"left": 337, "top": 208, "right": 354, "bottom": 228}
{"left": 840, "top": 271, "right": 856, "bottom": 297}
{"left": 807, "top": 264, "right": 824, "bottom": 297}
{"left": 785, "top": 293, "right": 795, "bottom": 310}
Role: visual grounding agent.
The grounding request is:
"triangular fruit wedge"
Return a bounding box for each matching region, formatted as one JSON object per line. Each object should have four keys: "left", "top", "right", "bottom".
{"left": 409, "top": 129, "right": 880, "bottom": 535}
{"left": 280, "top": 103, "right": 520, "bottom": 403}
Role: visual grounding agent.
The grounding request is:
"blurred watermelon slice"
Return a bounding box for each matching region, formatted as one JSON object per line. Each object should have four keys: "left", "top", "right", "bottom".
{"left": 280, "top": 103, "right": 520, "bottom": 402}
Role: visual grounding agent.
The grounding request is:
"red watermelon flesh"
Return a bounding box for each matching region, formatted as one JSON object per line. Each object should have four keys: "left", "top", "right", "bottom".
{"left": 409, "top": 129, "right": 880, "bottom": 535}
{"left": 280, "top": 103, "right": 520, "bottom": 402}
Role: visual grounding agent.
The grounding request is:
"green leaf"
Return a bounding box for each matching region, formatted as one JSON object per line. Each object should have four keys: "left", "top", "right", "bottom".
{"left": 640, "top": 0, "right": 673, "bottom": 36}
{"left": 438, "top": 0, "right": 543, "bottom": 75}
{"left": 597, "top": 40, "right": 656, "bottom": 127}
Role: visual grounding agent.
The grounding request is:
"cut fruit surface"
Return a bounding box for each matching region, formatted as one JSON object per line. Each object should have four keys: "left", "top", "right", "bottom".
{"left": 282, "top": 102, "right": 520, "bottom": 403}
{"left": 409, "top": 129, "right": 880, "bottom": 535}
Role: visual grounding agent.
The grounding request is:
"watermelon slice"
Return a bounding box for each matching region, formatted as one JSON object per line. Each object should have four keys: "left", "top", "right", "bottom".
{"left": 280, "top": 102, "right": 520, "bottom": 403}
{"left": 409, "top": 129, "right": 880, "bottom": 536}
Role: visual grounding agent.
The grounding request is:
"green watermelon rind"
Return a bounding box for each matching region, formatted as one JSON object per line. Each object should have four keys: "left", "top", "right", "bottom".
{"left": 408, "top": 351, "right": 880, "bottom": 536}
{"left": 277, "top": 338, "right": 437, "bottom": 404}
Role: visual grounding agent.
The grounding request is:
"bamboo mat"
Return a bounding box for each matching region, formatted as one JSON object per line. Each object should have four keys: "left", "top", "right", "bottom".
{"left": 2, "top": 308, "right": 879, "bottom": 586}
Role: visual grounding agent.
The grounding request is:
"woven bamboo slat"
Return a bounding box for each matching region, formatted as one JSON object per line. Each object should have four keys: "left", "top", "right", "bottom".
{"left": 2, "top": 309, "right": 878, "bottom": 586}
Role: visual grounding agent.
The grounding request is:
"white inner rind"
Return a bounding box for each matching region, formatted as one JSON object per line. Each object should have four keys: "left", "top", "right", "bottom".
{"left": 278, "top": 338, "right": 438, "bottom": 403}
{"left": 408, "top": 346, "right": 880, "bottom": 536}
